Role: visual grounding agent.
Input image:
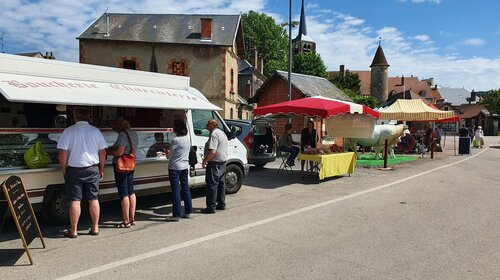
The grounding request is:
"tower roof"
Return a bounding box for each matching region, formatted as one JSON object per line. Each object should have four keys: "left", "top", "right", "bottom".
{"left": 293, "top": 0, "right": 312, "bottom": 43}
{"left": 370, "top": 45, "right": 390, "bottom": 67}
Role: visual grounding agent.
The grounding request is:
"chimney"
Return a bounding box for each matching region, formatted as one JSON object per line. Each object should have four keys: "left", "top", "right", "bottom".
{"left": 428, "top": 77, "right": 434, "bottom": 86}
{"left": 201, "top": 18, "right": 212, "bottom": 40}
{"left": 339, "top": 64, "right": 345, "bottom": 78}
{"left": 401, "top": 75, "right": 404, "bottom": 86}
{"left": 105, "top": 13, "right": 110, "bottom": 37}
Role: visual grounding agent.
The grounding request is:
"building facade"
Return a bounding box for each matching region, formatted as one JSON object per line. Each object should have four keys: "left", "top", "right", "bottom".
{"left": 78, "top": 13, "right": 249, "bottom": 119}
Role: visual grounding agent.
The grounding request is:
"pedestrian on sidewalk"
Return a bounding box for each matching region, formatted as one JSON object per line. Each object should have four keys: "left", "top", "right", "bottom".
{"left": 475, "top": 126, "right": 484, "bottom": 148}
{"left": 201, "top": 118, "right": 228, "bottom": 214}
{"left": 165, "top": 121, "right": 192, "bottom": 222}
{"left": 57, "top": 106, "right": 107, "bottom": 238}
{"left": 107, "top": 118, "right": 139, "bottom": 228}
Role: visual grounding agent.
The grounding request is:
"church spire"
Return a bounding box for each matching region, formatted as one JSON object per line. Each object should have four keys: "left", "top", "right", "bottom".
{"left": 292, "top": 0, "right": 315, "bottom": 55}
{"left": 297, "top": 0, "right": 307, "bottom": 37}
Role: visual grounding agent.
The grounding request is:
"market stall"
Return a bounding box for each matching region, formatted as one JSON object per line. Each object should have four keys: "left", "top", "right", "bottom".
{"left": 254, "top": 96, "right": 379, "bottom": 179}
{"left": 378, "top": 99, "right": 461, "bottom": 155}
{"left": 379, "top": 99, "right": 457, "bottom": 121}
{"left": 298, "top": 152, "right": 356, "bottom": 180}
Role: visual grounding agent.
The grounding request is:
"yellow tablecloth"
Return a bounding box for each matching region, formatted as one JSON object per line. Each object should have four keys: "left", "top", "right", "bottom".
{"left": 298, "top": 152, "right": 356, "bottom": 180}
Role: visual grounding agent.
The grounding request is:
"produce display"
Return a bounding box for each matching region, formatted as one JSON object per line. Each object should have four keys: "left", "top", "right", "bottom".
{"left": 302, "top": 144, "right": 344, "bottom": 155}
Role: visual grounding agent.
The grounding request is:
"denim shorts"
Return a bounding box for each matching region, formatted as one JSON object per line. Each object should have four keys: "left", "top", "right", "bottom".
{"left": 113, "top": 164, "right": 135, "bottom": 198}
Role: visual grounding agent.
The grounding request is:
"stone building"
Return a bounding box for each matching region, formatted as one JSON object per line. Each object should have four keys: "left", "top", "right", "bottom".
{"left": 78, "top": 13, "right": 248, "bottom": 119}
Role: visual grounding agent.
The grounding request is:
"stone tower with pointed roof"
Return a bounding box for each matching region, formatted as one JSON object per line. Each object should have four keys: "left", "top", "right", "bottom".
{"left": 370, "top": 43, "right": 390, "bottom": 104}
{"left": 292, "top": 0, "right": 316, "bottom": 55}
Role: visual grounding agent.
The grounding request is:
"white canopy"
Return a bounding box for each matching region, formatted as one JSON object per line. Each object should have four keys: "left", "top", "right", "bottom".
{"left": 0, "top": 53, "right": 220, "bottom": 111}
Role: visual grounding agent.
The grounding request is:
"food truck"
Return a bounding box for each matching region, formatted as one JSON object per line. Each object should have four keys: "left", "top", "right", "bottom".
{"left": 0, "top": 53, "right": 249, "bottom": 224}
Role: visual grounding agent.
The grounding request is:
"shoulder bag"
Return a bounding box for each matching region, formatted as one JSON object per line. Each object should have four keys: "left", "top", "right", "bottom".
{"left": 116, "top": 131, "right": 136, "bottom": 173}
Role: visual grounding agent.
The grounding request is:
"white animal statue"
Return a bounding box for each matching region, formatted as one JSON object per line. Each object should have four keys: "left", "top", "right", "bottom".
{"left": 344, "top": 124, "right": 410, "bottom": 159}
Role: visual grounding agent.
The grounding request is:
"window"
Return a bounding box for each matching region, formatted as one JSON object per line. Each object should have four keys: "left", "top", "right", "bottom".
{"left": 191, "top": 110, "right": 224, "bottom": 136}
{"left": 0, "top": 129, "right": 177, "bottom": 168}
{"left": 123, "top": 60, "right": 136, "bottom": 70}
{"left": 230, "top": 69, "right": 234, "bottom": 92}
{"left": 230, "top": 108, "right": 234, "bottom": 119}
{"left": 170, "top": 60, "right": 187, "bottom": 76}
{"left": 303, "top": 43, "right": 311, "bottom": 53}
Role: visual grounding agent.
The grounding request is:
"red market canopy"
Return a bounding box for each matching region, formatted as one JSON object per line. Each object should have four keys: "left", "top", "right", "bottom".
{"left": 253, "top": 96, "right": 380, "bottom": 119}
{"left": 254, "top": 96, "right": 380, "bottom": 138}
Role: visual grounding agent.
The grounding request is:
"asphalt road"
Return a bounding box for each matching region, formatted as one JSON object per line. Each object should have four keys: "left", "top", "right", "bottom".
{"left": 1, "top": 137, "right": 499, "bottom": 280}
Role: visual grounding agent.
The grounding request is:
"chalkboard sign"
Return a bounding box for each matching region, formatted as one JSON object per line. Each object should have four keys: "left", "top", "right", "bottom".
{"left": 1, "top": 175, "right": 45, "bottom": 265}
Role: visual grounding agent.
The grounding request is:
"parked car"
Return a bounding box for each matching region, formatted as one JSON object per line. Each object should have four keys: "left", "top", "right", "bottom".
{"left": 225, "top": 118, "right": 276, "bottom": 167}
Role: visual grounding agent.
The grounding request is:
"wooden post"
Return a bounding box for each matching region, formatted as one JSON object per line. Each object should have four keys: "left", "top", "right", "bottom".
{"left": 383, "top": 139, "right": 388, "bottom": 168}
{"left": 431, "top": 138, "right": 435, "bottom": 159}
{"left": 454, "top": 121, "right": 457, "bottom": 156}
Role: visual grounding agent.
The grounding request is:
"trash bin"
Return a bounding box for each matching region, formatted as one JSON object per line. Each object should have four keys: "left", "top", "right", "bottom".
{"left": 459, "top": 137, "right": 471, "bottom": 155}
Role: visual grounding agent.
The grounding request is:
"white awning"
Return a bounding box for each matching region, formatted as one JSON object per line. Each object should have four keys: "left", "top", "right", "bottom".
{"left": 0, "top": 53, "right": 220, "bottom": 111}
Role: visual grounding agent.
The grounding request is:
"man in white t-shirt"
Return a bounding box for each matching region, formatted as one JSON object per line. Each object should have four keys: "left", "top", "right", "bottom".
{"left": 57, "top": 107, "right": 107, "bottom": 238}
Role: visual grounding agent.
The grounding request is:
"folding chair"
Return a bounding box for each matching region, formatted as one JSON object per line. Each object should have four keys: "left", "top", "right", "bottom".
{"left": 277, "top": 151, "right": 293, "bottom": 176}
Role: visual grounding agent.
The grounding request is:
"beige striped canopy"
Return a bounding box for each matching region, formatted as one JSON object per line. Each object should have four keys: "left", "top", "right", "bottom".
{"left": 379, "top": 99, "right": 456, "bottom": 121}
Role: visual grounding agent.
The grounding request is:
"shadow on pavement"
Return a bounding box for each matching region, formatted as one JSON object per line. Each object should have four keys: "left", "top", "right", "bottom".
{"left": 243, "top": 165, "right": 346, "bottom": 190}
{"left": 0, "top": 248, "right": 31, "bottom": 266}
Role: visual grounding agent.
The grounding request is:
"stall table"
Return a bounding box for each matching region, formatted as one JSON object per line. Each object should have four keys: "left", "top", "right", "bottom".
{"left": 298, "top": 152, "right": 356, "bottom": 180}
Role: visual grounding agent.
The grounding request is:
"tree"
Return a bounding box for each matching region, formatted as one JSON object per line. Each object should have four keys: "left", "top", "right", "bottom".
{"left": 480, "top": 89, "right": 500, "bottom": 115}
{"left": 241, "top": 11, "right": 288, "bottom": 77}
{"left": 341, "top": 88, "right": 379, "bottom": 109}
{"left": 329, "top": 70, "right": 361, "bottom": 92}
{"left": 329, "top": 71, "right": 378, "bottom": 108}
{"left": 292, "top": 51, "right": 328, "bottom": 78}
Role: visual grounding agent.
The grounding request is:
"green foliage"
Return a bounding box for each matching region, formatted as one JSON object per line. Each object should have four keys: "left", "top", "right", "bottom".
{"left": 241, "top": 11, "right": 289, "bottom": 77}
{"left": 292, "top": 51, "right": 328, "bottom": 78}
{"left": 351, "top": 95, "right": 379, "bottom": 109}
{"left": 329, "top": 72, "right": 378, "bottom": 108}
{"left": 341, "top": 88, "right": 378, "bottom": 108}
{"left": 480, "top": 89, "right": 500, "bottom": 115}
{"left": 329, "top": 71, "right": 361, "bottom": 92}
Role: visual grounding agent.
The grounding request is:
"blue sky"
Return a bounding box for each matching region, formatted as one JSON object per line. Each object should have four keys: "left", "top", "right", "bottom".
{"left": 1, "top": 0, "right": 499, "bottom": 91}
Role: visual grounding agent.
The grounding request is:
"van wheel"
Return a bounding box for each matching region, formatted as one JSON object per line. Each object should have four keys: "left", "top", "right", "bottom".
{"left": 254, "top": 163, "right": 266, "bottom": 168}
{"left": 225, "top": 164, "right": 243, "bottom": 194}
{"left": 42, "top": 189, "right": 70, "bottom": 225}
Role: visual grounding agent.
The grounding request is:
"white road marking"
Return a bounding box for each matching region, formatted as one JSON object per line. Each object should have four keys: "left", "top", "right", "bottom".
{"left": 57, "top": 149, "right": 487, "bottom": 280}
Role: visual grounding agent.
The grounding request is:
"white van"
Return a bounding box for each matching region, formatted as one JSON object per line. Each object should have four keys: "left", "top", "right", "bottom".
{"left": 0, "top": 53, "right": 249, "bottom": 224}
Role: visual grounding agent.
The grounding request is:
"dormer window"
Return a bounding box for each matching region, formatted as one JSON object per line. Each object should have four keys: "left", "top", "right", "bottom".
{"left": 418, "top": 90, "right": 427, "bottom": 97}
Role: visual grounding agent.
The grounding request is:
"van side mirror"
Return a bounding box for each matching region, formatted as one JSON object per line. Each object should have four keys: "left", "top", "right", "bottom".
{"left": 227, "top": 125, "right": 237, "bottom": 140}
